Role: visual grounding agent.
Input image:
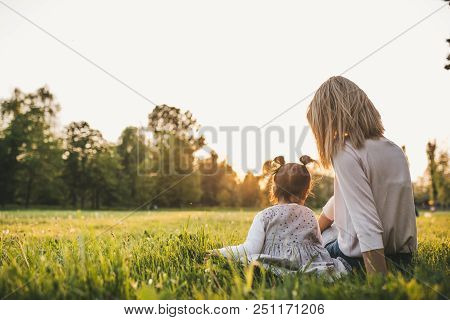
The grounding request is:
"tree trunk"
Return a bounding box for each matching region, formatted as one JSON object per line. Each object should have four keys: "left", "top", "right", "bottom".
{"left": 80, "top": 192, "right": 85, "bottom": 209}
{"left": 95, "top": 189, "right": 100, "bottom": 210}
{"left": 71, "top": 190, "right": 77, "bottom": 209}
{"left": 25, "top": 173, "right": 34, "bottom": 208}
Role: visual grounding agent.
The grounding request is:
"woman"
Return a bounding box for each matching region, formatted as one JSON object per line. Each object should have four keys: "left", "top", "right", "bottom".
{"left": 307, "top": 76, "right": 417, "bottom": 275}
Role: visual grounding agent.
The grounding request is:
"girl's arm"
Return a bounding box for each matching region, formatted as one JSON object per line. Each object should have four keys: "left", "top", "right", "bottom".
{"left": 217, "top": 213, "right": 265, "bottom": 259}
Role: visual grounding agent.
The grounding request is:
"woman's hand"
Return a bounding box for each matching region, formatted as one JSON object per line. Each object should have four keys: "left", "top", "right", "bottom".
{"left": 362, "top": 249, "right": 388, "bottom": 276}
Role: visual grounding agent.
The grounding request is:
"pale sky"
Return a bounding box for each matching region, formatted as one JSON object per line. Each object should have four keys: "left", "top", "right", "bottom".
{"left": 0, "top": 0, "right": 449, "bottom": 180}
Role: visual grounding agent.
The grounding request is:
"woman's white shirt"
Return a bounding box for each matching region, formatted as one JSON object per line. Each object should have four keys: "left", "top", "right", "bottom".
{"left": 323, "top": 137, "right": 417, "bottom": 257}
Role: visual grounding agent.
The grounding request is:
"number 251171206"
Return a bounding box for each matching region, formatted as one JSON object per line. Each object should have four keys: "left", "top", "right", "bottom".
{"left": 253, "top": 303, "right": 324, "bottom": 315}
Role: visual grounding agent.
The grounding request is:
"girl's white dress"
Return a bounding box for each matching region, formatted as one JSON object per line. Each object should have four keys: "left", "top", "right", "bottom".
{"left": 219, "top": 204, "right": 350, "bottom": 276}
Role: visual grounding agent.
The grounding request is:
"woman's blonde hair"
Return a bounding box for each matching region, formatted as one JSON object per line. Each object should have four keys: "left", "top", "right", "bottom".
{"left": 306, "top": 76, "right": 385, "bottom": 168}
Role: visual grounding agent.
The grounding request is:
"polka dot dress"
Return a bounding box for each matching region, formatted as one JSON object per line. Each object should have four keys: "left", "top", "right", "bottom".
{"left": 253, "top": 203, "right": 350, "bottom": 275}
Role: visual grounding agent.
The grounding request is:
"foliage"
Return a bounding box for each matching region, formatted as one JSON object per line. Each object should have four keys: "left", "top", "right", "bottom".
{"left": 0, "top": 87, "right": 446, "bottom": 211}
{"left": 446, "top": 1, "right": 450, "bottom": 70}
{"left": 0, "top": 209, "right": 448, "bottom": 299}
{"left": 426, "top": 141, "right": 438, "bottom": 204}
{"left": 240, "top": 172, "right": 263, "bottom": 207}
{"left": 116, "top": 126, "right": 156, "bottom": 206}
{"left": 62, "top": 121, "right": 115, "bottom": 209}
{"left": 417, "top": 141, "right": 449, "bottom": 209}
{"left": 436, "top": 151, "right": 450, "bottom": 208}
{"left": 147, "top": 105, "right": 205, "bottom": 207}
{"left": 306, "top": 173, "right": 334, "bottom": 209}
{"left": 198, "top": 151, "right": 240, "bottom": 207}
{"left": 0, "top": 87, "right": 62, "bottom": 207}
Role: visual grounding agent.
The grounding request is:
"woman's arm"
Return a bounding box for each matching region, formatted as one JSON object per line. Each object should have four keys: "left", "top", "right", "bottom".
{"left": 318, "top": 213, "right": 333, "bottom": 233}
{"left": 334, "top": 148, "right": 387, "bottom": 275}
{"left": 217, "top": 213, "right": 265, "bottom": 259}
{"left": 319, "top": 196, "right": 335, "bottom": 233}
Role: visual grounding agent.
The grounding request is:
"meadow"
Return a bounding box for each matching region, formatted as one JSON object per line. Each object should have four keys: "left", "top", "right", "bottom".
{"left": 0, "top": 209, "right": 448, "bottom": 299}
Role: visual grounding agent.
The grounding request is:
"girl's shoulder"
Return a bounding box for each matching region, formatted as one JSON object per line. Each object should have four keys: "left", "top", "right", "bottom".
{"left": 259, "top": 204, "right": 315, "bottom": 222}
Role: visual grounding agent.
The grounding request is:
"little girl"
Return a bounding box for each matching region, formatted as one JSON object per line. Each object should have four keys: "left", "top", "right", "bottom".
{"left": 214, "top": 155, "right": 350, "bottom": 276}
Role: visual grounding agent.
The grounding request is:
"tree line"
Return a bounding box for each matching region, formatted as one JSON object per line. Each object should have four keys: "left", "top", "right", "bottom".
{"left": 1, "top": 87, "right": 447, "bottom": 211}
{"left": 0, "top": 87, "right": 333, "bottom": 210}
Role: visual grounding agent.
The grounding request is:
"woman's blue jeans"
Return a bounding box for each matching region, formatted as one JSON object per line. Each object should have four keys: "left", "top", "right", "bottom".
{"left": 325, "top": 239, "right": 413, "bottom": 270}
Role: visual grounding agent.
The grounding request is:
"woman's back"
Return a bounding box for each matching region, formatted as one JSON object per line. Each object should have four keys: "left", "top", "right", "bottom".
{"left": 329, "top": 137, "right": 417, "bottom": 257}
{"left": 307, "top": 76, "right": 417, "bottom": 273}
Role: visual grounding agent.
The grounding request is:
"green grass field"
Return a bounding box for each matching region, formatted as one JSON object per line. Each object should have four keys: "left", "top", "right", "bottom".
{"left": 0, "top": 209, "right": 448, "bottom": 299}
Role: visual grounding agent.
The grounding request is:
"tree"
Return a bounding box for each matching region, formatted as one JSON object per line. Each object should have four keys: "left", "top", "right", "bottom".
{"left": 426, "top": 141, "right": 438, "bottom": 206}
{"left": 89, "top": 146, "right": 122, "bottom": 209}
{"left": 445, "top": 1, "right": 450, "bottom": 69}
{"left": 199, "top": 151, "right": 220, "bottom": 206}
{"left": 436, "top": 150, "right": 450, "bottom": 208}
{"left": 116, "top": 126, "right": 153, "bottom": 206}
{"left": 418, "top": 141, "right": 450, "bottom": 210}
{"left": 306, "top": 173, "right": 334, "bottom": 209}
{"left": 240, "top": 171, "right": 262, "bottom": 207}
{"left": 413, "top": 175, "right": 430, "bottom": 207}
{"left": 199, "top": 151, "right": 240, "bottom": 207}
{"left": 62, "top": 121, "right": 108, "bottom": 209}
{"left": 446, "top": 39, "right": 450, "bottom": 70}
{"left": 0, "top": 87, "right": 62, "bottom": 207}
{"left": 216, "top": 163, "right": 240, "bottom": 207}
{"left": 147, "top": 105, "right": 205, "bottom": 207}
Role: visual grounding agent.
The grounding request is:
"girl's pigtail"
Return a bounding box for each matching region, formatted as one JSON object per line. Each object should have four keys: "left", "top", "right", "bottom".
{"left": 271, "top": 155, "right": 285, "bottom": 175}
{"left": 299, "top": 155, "right": 316, "bottom": 166}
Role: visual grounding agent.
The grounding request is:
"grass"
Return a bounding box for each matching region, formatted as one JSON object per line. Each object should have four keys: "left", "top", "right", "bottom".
{"left": 0, "top": 209, "right": 448, "bottom": 299}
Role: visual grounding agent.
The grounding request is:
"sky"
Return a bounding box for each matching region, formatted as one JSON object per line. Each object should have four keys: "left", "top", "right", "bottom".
{"left": 0, "top": 0, "right": 449, "bottom": 180}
